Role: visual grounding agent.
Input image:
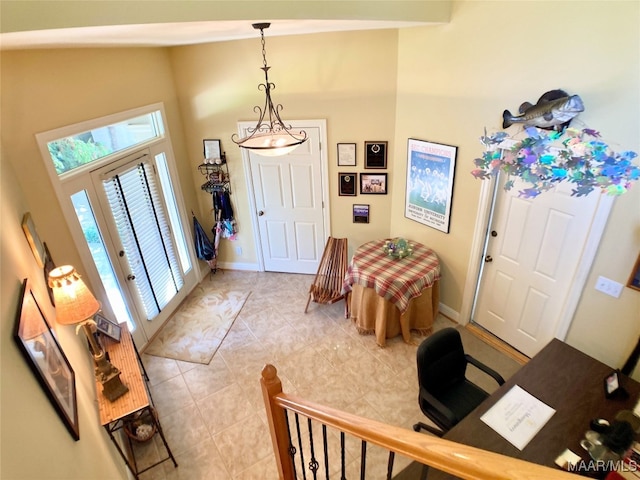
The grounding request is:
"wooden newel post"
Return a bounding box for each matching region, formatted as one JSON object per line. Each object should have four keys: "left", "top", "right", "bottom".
{"left": 261, "top": 364, "right": 295, "bottom": 480}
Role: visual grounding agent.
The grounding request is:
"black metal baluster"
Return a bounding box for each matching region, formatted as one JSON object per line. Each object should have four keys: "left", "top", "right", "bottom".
{"left": 340, "top": 432, "right": 347, "bottom": 480}
{"left": 307, "top": 418, "right": 319, "bottom": 479}
{"left": 386, "top": 451, "right": 395, "bottom": 479}
{"left": 284, "top": 410, "right": 298, "bottom": 479}
{"left": 360, "top": 440, "right": 367, "bottom": 480}
{"left": 322, "top": 424, "right": 329, "bottom": 480}
{"left": 294, "top": 413, "right": 307, "bottom": 480}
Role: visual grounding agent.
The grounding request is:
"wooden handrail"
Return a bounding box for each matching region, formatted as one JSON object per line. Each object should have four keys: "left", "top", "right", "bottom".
{"left": 261, "top": 364, "right": 580, "bottom": 480}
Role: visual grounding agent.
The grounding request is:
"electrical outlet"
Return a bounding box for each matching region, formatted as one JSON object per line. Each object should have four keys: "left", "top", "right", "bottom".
{"left": 235, "top": 246, "right": 242, "bottom": 255}
{"left": 595, "top": 275, "right": 623, "bottom": 298}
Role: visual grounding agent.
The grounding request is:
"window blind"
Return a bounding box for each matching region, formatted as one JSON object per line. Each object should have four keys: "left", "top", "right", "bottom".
{"left": 103, "top": 161, "right": 184, "bottom": 320}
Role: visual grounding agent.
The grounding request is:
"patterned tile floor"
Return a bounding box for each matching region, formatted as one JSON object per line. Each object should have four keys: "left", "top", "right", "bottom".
{"left": 133, "top": 271, "right": 521, "bottom": 479}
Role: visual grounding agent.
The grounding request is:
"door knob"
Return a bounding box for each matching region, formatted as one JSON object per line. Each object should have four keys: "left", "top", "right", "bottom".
{"left": 484, "top": 255, "right": 493, "bottom": 263}
{"left": 491, "top": 230, "right": 498, "bottom": 237}
{"left": 258, "top": 210, "right": 264, "bottom": 216}
{"left": 127, "top": 274, "right": 136, "bottom": 280}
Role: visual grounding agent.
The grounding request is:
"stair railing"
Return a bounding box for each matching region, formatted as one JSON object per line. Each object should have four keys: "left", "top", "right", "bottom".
{"left": 261, "top": 364, "right": 580, "bottom": 480}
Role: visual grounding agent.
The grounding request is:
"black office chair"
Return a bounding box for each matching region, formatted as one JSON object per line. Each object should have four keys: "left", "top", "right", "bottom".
{"left": 413, "top": 327, "right": 505, "bottom": 436}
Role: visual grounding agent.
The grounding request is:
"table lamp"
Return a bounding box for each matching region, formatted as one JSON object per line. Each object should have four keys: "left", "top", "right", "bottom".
{"left": 48, "top": 265, "right": 128, "bottom": 402}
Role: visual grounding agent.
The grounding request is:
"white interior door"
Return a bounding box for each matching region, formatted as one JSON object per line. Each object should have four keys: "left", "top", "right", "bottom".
{"left": 473, "top": 173, "right": 606, "bottom": 357}
{"left": 246, "top": 124, "right": 327, "bottom": 274}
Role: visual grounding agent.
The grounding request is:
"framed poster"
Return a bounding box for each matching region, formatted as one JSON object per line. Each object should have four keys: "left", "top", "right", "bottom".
{"left": 353, "top": 204, "right": 370, "bottom": 223}
{"left": 338, "top": 173, "right": 357, "bottom": 196}
{"left": 337, "top": 143, "right": 356, "bottom": 166}
{"left": 14, "top": 279, "right": 79, "bottom": 440}
{"left": 405, "top": 138, "right": 457, "bottom": 233}
{"left": 360, "top": 173, "right": 387, "bottom": 194}
{"left": 364, "top": 141, "right": 387, "bottom": 169}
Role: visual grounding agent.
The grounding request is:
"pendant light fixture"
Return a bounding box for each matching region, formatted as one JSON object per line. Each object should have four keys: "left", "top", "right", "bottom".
{"left": 232, "top": 23, "right": 307, "bottom": 157}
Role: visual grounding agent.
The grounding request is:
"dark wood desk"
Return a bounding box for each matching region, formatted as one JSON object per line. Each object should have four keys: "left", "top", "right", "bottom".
{"left": 427, "top": 339, "right": 640, "bottom": 479}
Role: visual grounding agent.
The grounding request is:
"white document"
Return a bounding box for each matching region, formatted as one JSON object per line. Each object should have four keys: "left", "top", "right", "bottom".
{"left": 480, "top": 385, "right": 555, "bottom": 450}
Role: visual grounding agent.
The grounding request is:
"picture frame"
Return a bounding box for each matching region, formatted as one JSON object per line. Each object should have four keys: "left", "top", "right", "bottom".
{"left": 364, "top": 141, "right": 387, "bottom": 169}
{"left": 404, "top": 138, "right": 458, "bottom": 234}
{"left": 14, "top": 278, "right": 79, "bottom": 440}
{"left": 628, "top": 252, "right": 640, "bottom": 292}
{"left": 337, "top": 143, "right": 356, "bottom": 166}
{"left": 338, "top": 173, "right": 357, "bottom": 196}
{"left": 203, "top": 139, "right": 222, "bottom": 162}
{"left": 22, "top": 212, "right": 46, "bottom": 268}
{"left": 95, "top": 313, "right": 122, "bottom": 342}
{"left": 353, "top": 204, "right": 370, "bottom": 223}
{"left": 360, "top": 173, "right": 388, "bottom": 195}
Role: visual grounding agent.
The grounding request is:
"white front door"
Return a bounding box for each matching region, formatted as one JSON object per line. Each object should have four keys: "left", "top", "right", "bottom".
{"left": 473, "top": 173, "right": 607, "bottom": 357}
{"left": 243, "top": 122, "right": 328, "bottom": 274}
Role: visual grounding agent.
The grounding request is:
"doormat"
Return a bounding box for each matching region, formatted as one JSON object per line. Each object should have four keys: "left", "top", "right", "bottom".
{"left": 144, "top": 290, "right": 250, "bottom": 364}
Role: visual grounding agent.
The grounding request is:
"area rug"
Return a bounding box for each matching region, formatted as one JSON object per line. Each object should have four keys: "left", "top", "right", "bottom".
{"left": 144, "top": 289, "right": 250, "bottom": 364}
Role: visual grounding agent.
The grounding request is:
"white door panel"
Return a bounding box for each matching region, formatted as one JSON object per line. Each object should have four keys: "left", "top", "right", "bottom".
{"left": 474, "top": 174, "right": 602, "bottom": 357}
{"left": 247, "top": 124, "right": 326, "bottom": 274}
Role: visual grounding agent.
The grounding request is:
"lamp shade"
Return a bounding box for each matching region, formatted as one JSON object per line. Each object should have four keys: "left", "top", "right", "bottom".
{"left": 48, "top": 265, "right": 100, "bottom": 325}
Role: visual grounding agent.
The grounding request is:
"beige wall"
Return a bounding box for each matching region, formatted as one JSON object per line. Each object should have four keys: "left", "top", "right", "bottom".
{"left": 392, "top": 0, "right": 640, "bottom": 371}
{"left": 1, "top": 2, "right": 639, "bottom": 478}
{"left": 0, "top": 156, "right": 129, "bottom": 478}
{"left": 1, "top": 47, "right": 195, "bottom": 479}
{"left": 169, "top": 29, "right": 399, "bottom": 261}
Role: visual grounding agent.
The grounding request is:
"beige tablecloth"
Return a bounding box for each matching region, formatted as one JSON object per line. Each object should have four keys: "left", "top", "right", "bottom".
{"left": 349, "top": 281, "right": 440, "bottom": 346}
{"left": 343, "top": 239, "right": 441, "bottom": 347}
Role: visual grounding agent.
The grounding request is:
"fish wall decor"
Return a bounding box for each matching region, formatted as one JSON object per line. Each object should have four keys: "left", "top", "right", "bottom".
{"left": 502, "top": 89, "right": 584, "bottom": 131}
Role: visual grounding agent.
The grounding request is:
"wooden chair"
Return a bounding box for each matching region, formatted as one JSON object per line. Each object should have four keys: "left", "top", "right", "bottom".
{"left": 304, "top": 237, "right": 349, "bottom": 315}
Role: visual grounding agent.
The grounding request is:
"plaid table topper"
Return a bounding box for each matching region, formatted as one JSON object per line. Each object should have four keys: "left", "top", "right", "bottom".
{"left": 343, "top": 239, "right": 440, "bottom": 313}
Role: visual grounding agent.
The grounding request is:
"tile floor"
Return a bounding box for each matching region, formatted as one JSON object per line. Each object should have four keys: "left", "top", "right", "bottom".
{"left": 132, "top": 270, "right": 522, "bottom": 480}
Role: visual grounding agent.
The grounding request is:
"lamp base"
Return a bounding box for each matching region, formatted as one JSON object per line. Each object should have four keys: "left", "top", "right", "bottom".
{"left": 94, "top": 353, "right": 129, "bottom": 402}
{"left": 99, "top": 368, "right": 129, "bottom": 402}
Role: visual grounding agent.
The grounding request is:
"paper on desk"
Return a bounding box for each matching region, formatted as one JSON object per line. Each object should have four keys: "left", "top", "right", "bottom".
{"left": 480, "top": 385, "right": 555, "bottom": 450}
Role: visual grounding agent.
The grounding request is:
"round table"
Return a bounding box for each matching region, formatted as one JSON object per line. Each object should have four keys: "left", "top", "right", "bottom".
{"left": 343, "top": 239, "right": 440, "bottom": 346}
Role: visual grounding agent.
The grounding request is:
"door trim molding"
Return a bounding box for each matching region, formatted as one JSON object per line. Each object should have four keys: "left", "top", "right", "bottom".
{"left": 462, "top": 175, "right": 614, "bottom": 345}
{"left": 237, "top": 119, "right": 330, "bottom": 272}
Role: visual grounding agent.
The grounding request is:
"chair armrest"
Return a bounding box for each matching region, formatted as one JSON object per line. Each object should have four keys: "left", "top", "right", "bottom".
{"left": 465, "top": 354, "right": 505, "bottom": 386}
{"left": 419, "top": 386, "right": 458, "bottom": 427}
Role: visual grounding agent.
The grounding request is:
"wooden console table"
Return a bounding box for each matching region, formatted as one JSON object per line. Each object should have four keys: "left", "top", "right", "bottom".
{"left": 97, "top": 326, "right": 177, "bottom": 479}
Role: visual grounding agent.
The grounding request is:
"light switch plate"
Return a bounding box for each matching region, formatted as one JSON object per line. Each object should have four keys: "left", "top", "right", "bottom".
{"left": 595, "top": 275, "right": 623, "bottom": 298}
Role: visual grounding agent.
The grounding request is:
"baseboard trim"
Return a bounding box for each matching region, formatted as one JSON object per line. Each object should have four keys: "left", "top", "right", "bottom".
{"left": 465, "top": 323, "right": 529, "bottom": 365}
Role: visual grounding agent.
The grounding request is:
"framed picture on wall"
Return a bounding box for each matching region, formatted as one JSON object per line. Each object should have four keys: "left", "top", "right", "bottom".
{"left": 337, "top": 143, "right": 356, "bottom": 166}
{"left": 364, "top": 141, "right": 387, "bottom": 169}
{"left": 628, "top": 252, "right": 640, "bottom": 292}
{"left": 338, "top": 173, "right": 357, "bottom": 196}
{"left": 404, "top": 138, "right": 458, "bottom": 233}
{"left": 22, "top": 213, "right": 46, "bottom": 268}
{"left": 203, "top": 139, "right": 222, "bottom": 162}
{"left": 353, "top": 204, "right": 370, "bottom": 223}
{"left": 360, "top": 173, "right": 387, "bottom": 194}
{"left": 14, "top": 279, "right": 79, "bottom": 440}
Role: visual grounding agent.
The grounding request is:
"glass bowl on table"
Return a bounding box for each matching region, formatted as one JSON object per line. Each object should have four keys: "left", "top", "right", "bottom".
{"left": 382, "top": 238, "right": 414, "bottom": 259}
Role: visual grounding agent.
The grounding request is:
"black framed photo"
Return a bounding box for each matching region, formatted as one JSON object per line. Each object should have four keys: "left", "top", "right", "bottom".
{"left": 337, "top": 143, "right": 356, "bottom": 166}
{"left": 353, "top": 204, "right": 370, "bottom": 223}
{"left": 95, "top": 313, "right": 121, "bottom": 342}
{"left": 203, "top": 139, "right": 222, "bottom": 162}
{"left": 364, "top": 141, "right": 387, "bottom": 169}
{"left": 14, "top": 278, "right": 79, "bottom": 440}
{"left": 338, "top": 173, "right": 357, "bottom": 196}
{"left": 360, "top": 173, "right": 388, "bottom": 194}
